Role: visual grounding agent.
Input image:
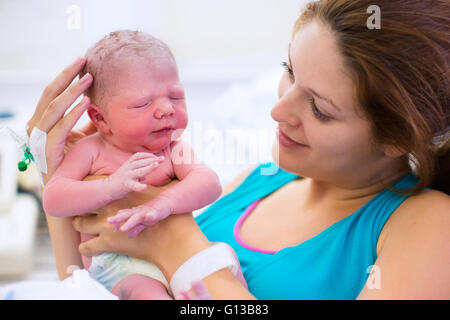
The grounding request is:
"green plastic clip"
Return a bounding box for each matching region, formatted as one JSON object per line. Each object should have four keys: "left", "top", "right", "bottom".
{"left": 18, "top": 145, "right": 34, "bottom": 172}
{"left": 0, "top": 126, "right": 35, "bottom": 172}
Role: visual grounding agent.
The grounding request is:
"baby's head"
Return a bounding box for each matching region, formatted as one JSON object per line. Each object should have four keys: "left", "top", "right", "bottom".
{"left": 81, "top": 30, "right": 188, "bottom": 153}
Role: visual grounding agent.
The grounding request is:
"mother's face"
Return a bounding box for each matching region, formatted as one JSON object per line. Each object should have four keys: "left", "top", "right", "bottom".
{"left": 271, "top": 20, "right": 388, "bottom": 183}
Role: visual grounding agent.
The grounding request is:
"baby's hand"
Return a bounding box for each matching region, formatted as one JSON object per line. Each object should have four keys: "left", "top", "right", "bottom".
{"left": 106, "top": 152, "right": 164, "bottom": 200}
{"left": 107, "top": 196, "right": 172, "bottom": 238}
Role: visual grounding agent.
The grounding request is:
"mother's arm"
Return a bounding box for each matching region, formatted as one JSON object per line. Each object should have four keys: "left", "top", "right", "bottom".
{"left": 74, "top": 170, "right": 256, "bottom": 299}
{"left": 357, "top": 190, "right": 450, "bottom": 299}
{"left": 28, "top": 56, "right": 94, "bottom": 279}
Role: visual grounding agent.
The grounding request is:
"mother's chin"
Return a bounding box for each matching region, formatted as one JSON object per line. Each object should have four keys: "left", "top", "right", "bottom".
{"left": 271, "top": 139, "right": 310, "bottom": 177}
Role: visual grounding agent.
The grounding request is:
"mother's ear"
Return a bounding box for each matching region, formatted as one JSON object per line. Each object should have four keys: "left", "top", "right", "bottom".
{"left": 381, "top": 144, "right": 407, "bottom": 158}
{"left": 87, "top": 104, "right": 111, "bottom": 135}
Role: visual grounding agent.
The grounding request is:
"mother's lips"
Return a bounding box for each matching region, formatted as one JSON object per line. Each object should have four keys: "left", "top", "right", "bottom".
{"left": 277, "top": 128, "right": 307, "bottom": 147}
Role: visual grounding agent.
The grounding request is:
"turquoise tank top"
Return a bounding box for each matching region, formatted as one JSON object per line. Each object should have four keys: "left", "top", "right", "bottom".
{"left": 195, "top": 162, "right": 428, "bottom": 300}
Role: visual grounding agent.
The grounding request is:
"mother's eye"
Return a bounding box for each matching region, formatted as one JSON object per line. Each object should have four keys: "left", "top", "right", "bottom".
{"left": 281, "top": 61, "right": 294, "bottom": 80}
{"left": 309, "top": 98, "right": 332, "bottom": 122}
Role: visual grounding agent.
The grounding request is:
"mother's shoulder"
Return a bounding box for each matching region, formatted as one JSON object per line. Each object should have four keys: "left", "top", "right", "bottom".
{"left": 398, "top": 189, "right": 449, "bottom": 214}
{"left": 377, "top": 188, "right": 450, "bottom": 256}
{"left": 384, "top": 189, "right": 449, "bottom": 237}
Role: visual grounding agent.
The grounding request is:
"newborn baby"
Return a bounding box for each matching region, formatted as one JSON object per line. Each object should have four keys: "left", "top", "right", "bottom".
{"left": 42, "top": 30, "right": 222, "bottom": 299}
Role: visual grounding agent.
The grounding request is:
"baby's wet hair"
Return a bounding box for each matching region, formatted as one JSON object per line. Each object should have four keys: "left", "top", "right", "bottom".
{"left": 79, "top": 30, "right": 175, "bottom": 109}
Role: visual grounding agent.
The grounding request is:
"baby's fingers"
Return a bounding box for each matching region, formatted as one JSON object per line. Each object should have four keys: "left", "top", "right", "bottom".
{"left": 142, "top": 209, "right": 165, "bottom": 227}
{"left": 132, "top": 162, "right": 159, "bottom": 179}
{"left": 126, "top": 224, "right": 147, "bottom": 239}
{"left": 124, "top": 180, "right": 148, "bottom": 192}
{"left": 111, "top": 222, "right": 121, "bottom": 233}
{"left": 107, "top": 210, "right": 134, "bottom": 225}
{"left": 129, "top": 157, "right": 162, "bottom": 170}
{"left": 128, "top": 152, "right": 164, "bottom": 164}
{"left": 120, "top": 212, "right": 146, "bottom": 232}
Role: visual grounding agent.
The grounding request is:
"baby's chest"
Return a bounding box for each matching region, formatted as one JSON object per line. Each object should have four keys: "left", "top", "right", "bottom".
{"left": 90, "top": 149, "right": 175, "bottom": 186}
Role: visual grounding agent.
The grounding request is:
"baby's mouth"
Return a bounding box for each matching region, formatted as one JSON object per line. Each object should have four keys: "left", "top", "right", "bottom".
{"left": 152, "top": 126, "right": 173, "bottom": 134}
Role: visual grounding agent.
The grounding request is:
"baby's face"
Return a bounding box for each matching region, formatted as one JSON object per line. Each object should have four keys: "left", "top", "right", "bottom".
{"left": 101, "top": 55, "right": 188, "bottom": 153}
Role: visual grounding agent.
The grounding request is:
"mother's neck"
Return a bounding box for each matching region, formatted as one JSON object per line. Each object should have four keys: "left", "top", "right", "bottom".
{"left": 301, "top": 157, "right": 412, "bottom": 206}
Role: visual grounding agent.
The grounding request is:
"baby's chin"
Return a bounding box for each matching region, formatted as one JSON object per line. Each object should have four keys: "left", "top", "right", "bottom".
{"left": 132, "top": 139, "right": 172, "bottom": 154}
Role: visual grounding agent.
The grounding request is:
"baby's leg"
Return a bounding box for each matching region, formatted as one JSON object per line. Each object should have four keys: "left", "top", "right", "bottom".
{"left": 111, "top": 274, "right": 172, "bottom": 300}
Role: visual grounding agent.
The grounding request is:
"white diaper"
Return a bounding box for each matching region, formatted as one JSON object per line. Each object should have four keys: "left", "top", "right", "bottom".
{"left": 89, "top": 252, "right": 170, "bottom": 294}
{"left": 1, "top": 269, "right": 118, "bottom": 300}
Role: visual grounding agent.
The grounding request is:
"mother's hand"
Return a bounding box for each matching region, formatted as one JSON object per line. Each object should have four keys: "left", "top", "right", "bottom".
{"left": 73, "top": 176, "right": 212, "bottom": 281}
{"left": 27, "top": 56, "right": 95, "bottom": 183}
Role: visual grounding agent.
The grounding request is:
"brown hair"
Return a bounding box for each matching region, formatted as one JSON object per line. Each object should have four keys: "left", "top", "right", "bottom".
{"left": 294, "top": 0, "right": 449, "bottom": 195}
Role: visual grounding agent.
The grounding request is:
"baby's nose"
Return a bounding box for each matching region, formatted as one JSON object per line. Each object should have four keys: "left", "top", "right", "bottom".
{"left": 154, "top": 100, "right": 175, "bottom": 119}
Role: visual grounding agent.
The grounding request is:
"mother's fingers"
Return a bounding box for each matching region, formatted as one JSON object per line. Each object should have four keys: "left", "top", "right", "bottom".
{"left": 39, "top": 73, "right": 93, "bottom": 133}
{"left": 44, "top": 56, "right": 87, "bottom": 102}
{"left": 46, "top": 96, "right": 90, "bottom": 143}
{"left": 78, "top": 237, "right": 105, "bottom": 257}
{"left": 29, "top": 56, "right": 87, "bottom": 133}
{"left": 73, "top": 213, "right": 104, "bottom": 235}
{"left": 41, "top": 96, "right": 91, "bottom": 177}
{"left": 178, "top": 280, "right": 213, "bottom": 300}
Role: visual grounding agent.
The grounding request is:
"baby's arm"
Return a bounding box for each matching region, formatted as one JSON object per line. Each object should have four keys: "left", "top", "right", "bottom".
{"left": 43, "top": 137, "right": 110, "bottom": 217}
{"left": 108, "top": 140, "right": 222, "bottom": 237}
{"left": 43, "top": 138, "right": 160, "bottom": 217}
{"left": 156, "top": 139, "right": 222, "bottom": 212}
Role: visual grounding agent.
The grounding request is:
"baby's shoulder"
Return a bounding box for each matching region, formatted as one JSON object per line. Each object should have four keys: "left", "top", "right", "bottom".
{"left": 167, "top": 138, "right": 196, "bottom": 157}
{"left": 77, "top": 132, "right": 103, "bottom": 145}
{"left": 68, "top": 133, "right": 103, "bottom": 157}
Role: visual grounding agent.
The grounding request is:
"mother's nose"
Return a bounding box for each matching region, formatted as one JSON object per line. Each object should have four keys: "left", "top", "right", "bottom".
{"left": 270, "top": 95, "right": 301, "bottom": 128}
{"left": 153, "top": 100, "right": 175, "bottom": 119}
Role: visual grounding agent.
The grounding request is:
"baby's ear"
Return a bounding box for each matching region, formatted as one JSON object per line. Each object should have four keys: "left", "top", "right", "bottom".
{"left": 87, "top": 104, "right": 111, "bottom": 134}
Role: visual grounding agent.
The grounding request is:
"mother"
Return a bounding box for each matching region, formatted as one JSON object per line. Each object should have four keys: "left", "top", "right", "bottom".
{"left": 28, "top": 0, "right": 449, "bottom": 299}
